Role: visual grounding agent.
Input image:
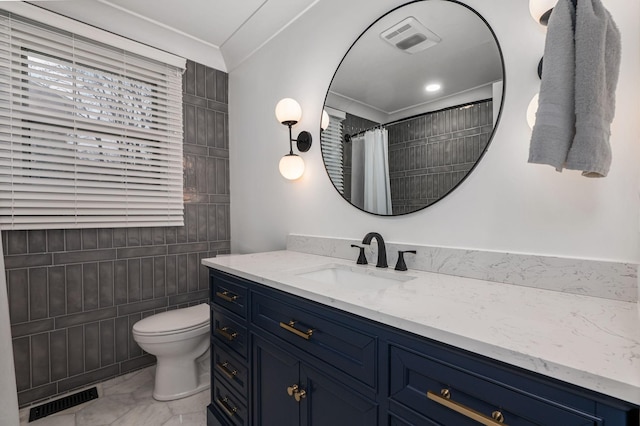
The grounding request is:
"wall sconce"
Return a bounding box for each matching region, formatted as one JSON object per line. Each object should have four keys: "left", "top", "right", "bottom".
{"left": 527, "top": 93, "right": 539, "bottom": 129}
{"left": 529, "top": 0, "right": 557, "bottom": 26}
{"left": 528, "top": 58, "right": 544, "bottom": 129}
{"left": 321, "top": 110, "right": 330, "bottom": 131}
{"left": 275, "top": 98, "right": 312, "bottom": 180}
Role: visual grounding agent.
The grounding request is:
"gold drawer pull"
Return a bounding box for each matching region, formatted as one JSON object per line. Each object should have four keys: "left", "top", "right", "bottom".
{"left": 216, "top": 326, "right": 238, "bottom": 341}
{"left": 216, "top": 290, "right": 239, "bottom": 303}
{"left": 279, "top": 320, "right": 314, "bottom": 340}
{"left": 427, "top": 389, "right": 507, "bottom": 425}
{"left": 216, "top": 396, "right": 238, "bottom": 417}
{"left": 216, "top": 361, "right": 238, "bottom": 380}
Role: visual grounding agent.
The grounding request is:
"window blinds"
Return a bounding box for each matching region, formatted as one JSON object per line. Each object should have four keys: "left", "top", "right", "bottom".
{"left": 0, "top": 12, "right": 185, "bottom": 230}
{"left": 321, "top": 112, "right": 345, "bottom": 194}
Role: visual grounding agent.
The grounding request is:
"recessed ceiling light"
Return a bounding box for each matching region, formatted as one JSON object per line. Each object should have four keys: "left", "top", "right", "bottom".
{"left": 425, "top": 83, "right": 441, "bottom": 92}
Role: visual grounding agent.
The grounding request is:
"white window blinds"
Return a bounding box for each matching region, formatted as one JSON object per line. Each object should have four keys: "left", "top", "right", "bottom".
{"left": 0, "top": 11, "right": 185, "bottom": 230}
{"left": 320, "top": 109, "right": 346, "bottom": 194}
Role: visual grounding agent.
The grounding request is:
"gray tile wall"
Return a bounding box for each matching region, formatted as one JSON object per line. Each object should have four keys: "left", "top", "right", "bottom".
{"left": 388, "top": 101, "right": 494, "bottom": 214}
{"left": 2, "top": 60, "right": 230, "bottom": 407}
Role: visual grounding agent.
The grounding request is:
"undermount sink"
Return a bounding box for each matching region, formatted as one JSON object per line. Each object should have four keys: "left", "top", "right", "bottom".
{"left": 295, "top": 264, "right": 415, "bottom": 291}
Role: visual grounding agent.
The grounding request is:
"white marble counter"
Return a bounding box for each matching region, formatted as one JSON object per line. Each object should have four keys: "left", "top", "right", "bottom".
{"left": 202, "top": 250, "right": 640, "bottom": 405}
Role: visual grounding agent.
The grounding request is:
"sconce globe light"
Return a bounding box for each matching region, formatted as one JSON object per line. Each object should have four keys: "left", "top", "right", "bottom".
{"left": 275, "top": 98, "right": 302, "bottom": 125}
{"left": 279, "top": 154, "right": 305, "bottom": 180}
{"left": 529, "top": 0, "right": 557, "bottom": 25}
{"left": 275, "top": 98, "right": 312, "bottom": 180}
{"left": 321, "top": 110, "right": 330, "bottom": 131}
{"left": 527, "top": 93, "right": 539, "bottom": 129}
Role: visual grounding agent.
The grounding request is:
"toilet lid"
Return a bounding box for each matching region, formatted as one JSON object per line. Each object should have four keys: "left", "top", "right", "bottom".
{"left": 133, "top": 303, "right": 209, "bottom": 335}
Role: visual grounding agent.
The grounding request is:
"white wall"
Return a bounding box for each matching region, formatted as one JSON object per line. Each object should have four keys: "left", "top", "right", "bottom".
{"left": 229, "top": 0, "right": 640, "bottom": 263}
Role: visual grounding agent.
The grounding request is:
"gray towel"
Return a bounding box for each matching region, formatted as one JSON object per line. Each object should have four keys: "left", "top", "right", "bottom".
{"left": 528, "top": 0, "right": 621, "bottom": 177}
{"left": 565, "top": 0, "right": 621, "bottom": 177}
{"left": 528, "top": 0, "right": 576, "bottom": 172}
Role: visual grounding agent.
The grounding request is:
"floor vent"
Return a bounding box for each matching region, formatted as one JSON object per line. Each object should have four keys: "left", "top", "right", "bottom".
{"left": 28, "top": 387, "right": 98, "bottom": 422}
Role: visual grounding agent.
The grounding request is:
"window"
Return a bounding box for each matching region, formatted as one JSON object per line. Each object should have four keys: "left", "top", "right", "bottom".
{"left": 0, "top": 11, "right": 185, "bottom": 230}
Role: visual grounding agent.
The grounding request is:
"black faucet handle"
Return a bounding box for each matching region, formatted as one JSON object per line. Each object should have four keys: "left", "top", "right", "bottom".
{"left": 351, "top": 244, "right": 367, "bottom": 265}
{"left": 394, "top": 250, "right": 416, "bottom": 271}
{"left": 350, "top": 244, "right": 368, "bottom": 265}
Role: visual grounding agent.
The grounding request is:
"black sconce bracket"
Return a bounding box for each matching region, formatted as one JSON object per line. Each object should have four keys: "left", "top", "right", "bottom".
{"left": 285, "top": 122, "right": 312, "bottom": 154}
{"left": 295, "top": 131, "right": 312, "bottom": 152}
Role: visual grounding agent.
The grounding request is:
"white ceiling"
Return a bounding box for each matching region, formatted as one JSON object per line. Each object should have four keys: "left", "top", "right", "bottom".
{"left": 27, "top": 0, "right": 318, "bottom": 72}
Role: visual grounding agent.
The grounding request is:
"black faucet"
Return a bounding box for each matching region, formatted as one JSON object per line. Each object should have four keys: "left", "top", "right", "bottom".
{"left": 361, "top": 232, "right": 387, "bottom": 268}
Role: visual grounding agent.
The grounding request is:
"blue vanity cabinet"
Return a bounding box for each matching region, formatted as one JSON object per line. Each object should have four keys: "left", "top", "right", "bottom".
{"left": 207, "top": 268, "right": 639, "bottom": 426}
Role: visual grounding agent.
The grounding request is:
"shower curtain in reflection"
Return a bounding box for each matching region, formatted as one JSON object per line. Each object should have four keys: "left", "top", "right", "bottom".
{"left": 351, "top": 128, "right": 392, "bottom": 215}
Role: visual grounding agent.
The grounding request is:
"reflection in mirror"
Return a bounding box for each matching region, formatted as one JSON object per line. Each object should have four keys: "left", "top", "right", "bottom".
{"left": 321, "top": 0, "right": 504, "bottom": 216}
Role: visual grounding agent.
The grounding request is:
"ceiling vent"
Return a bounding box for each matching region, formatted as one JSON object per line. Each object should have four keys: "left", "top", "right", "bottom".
{"left": 380, "top": 17, "right": 441, "bottom": 54}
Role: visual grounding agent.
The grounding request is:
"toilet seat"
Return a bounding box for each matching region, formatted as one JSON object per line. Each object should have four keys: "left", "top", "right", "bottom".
{"left": 133, "top": 303, "right": 209, "bottom": 336}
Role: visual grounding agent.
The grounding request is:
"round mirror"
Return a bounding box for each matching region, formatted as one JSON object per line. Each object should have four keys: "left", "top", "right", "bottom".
{"left": 321, "top": 0, "right": 504, "bottom": 216}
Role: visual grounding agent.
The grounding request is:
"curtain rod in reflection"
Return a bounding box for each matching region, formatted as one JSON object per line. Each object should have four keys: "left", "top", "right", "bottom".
{"left": 344, "top": 98, "right": 491, "bottom": 143}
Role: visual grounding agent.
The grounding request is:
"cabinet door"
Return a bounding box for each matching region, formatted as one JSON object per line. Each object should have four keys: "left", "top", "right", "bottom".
{"left": 299, "top": 364, "right": 378, "bottom": 426}
{"left": 253, "top": 336, "right": 299, "bottom": 426}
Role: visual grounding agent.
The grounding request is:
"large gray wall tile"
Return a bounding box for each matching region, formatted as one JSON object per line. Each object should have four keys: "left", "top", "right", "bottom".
{"left": 84, "top": 322, "right": 100, "bottom": 371}
{"left": 65, "top": 230, "right": 81, "bottom": 252}
{"left": 67, "top": 325, "right": 84, "bottom": 376}
{"left": 114, "top": 260, "right": 128, "bottom": 305}
{"left": 141, "top": 257, "right": 154, "bottom": 300}
{"left": 98, "top": 229, "right": 113, "bottom": 249}
{"left": 28, "top": 231, "right": 47, "bottom": 253}
{"left": 100, "top": 319, "right": 115, "bottom": 367}
{"left": 99, "top": 261, "right": 114, "bottom": 308}
{"left": 83, "top": 263, "right": 98, "bottom": 311}
{"left": 128, "top": 259, "right": 141, "bottom": 302}
{"left": 12, "top": 337, "right": 30, "bottom": 391}
{"left": 82, "top": 230, "right": 97, "bottom": 250}
{"left": 29, "top": 268, "right": 48, "bottom": 321}
{"left": 8, "top": 269, "right": 28, "bottom": 324}
{"left": 114, "top": 317, "right": 129, "bottom": 363}
{"left": 50, "top": 329, "right": 67, "bottom": 381}
{"left": 8, "top": 231, "right": 27, "bottom": 255}
{"left": 154, "top": 256, "right": 166, "bottom": 299}
{"left": 31, "top": 333, "right": 50, "bottom": 387}
{"left": 66, "top": 264, "right": 83, "bottom": 314}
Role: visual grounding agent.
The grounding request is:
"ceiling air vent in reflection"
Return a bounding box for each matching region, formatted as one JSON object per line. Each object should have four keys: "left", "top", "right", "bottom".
{"left": 380, "top": 16, "right": 441, "bottom": 54}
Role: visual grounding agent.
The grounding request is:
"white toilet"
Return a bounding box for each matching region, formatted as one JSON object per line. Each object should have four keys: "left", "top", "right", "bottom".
{"left": 132, "top": 303, "right": 211, "bottom": 401}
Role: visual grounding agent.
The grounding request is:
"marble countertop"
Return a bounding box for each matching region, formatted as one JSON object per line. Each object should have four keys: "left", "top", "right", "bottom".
{"left": 202, "top": 250, "right": 640, "bottom": 405}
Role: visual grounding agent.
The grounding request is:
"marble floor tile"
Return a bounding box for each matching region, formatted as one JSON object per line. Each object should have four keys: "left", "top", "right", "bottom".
{"left": 18, "top": 366, "right": 208, "bottom": 426}
{"left": 162, "top": 411, "right": 207, "bottom": 426}
{"left": 167, "top": 389, "right": 209, "bottom": 416}
{"left": 75, "top": 394, "right": 138, "bottom": 426}
{"left": 110, "top": 402, "right": 173, "bottom": 426}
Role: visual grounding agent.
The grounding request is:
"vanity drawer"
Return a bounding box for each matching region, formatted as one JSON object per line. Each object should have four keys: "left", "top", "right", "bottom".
{"left": 389, "top": 344, "right": 601, "bottom": 426}
{"left": 251, "top": 290, "right": 377, "bottom": 387}
{"left": 212, "top": 342, "right": 248, "bottom": 398}
{"left": 212, "top": 376, "right": 248, "bottom": 426}
{"left": 211, "top": 271, "right": 248, "bottom": 319}
{"left": 212, "top": 309, "right": 248, "bottom": 360}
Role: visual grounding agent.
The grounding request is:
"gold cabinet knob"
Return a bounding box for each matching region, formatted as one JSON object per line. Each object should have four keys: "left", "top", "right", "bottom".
{"left": 294, "top": 389, "right": 307, "bottom": 402}
{"left": 440, "top": 388, "right": 451, "bottom": 399}
{"left": 492, "top": 411, "right": 505, "bottom": 423}
{"left": 287, "top": 384, "right": 299, "bottom": 397}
